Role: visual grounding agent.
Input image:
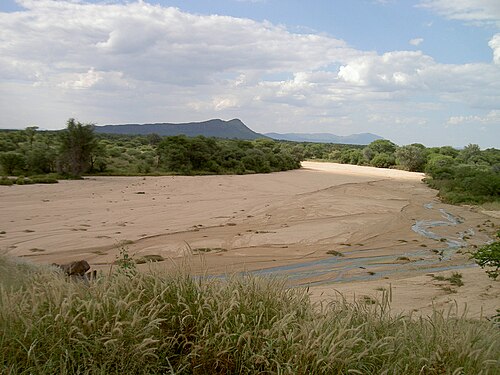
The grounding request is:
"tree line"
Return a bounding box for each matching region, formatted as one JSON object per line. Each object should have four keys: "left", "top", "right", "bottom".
{"left": 301, "top": 139, "right": 499, "bottom": 204}
{"left": 0, "top": 119, "right": 301, "bottom": 182}
{"left": 1, "top": 119, "right": 498, "bottom": 205}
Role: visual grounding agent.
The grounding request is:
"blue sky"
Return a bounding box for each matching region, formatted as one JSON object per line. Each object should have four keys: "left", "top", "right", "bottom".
{"left": 0, "top": 0, "right": 499, "bottom": 147}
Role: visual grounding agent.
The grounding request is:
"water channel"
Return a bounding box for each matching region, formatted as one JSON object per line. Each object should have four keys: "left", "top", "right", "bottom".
{"left": 247, "top": 202, "right": 476, "bottom": 286}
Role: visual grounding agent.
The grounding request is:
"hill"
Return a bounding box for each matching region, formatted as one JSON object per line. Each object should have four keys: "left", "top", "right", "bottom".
{"left": 95, "top": 119, "right": 266, "bottom": 140}
{"left": 265, "top": 132, "right": 383, "bottom": 145}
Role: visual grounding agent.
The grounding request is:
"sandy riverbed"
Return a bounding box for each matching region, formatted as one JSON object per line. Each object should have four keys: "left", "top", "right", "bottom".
{"left": 1, "top": 162, "right": 498, "bottom": 317}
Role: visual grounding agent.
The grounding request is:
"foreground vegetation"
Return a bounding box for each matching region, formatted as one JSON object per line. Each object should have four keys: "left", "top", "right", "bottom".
{"left": 1, "top": 255, "right": 499, "bottom": 374}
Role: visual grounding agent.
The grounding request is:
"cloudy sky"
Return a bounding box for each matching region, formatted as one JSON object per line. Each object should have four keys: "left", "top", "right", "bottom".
{"left": 1, "top": 0, "right": 499, "bottom": 148}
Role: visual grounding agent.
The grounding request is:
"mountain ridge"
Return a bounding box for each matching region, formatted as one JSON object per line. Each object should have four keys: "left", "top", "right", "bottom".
{"left": 95, "top": 119, "right": 266, "bottom": 140}
{"left": 95, "top": 119, "right": 383, "bottom": 145}
{"left": 265, "top": 132, "right": 383, "bottom": 145}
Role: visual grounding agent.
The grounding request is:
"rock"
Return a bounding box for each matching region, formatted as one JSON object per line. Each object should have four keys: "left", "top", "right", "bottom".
{"left": 53, "top": 260, "right": 93, "bottom": 284}
{"left": 54, "top": 260, "right": 90, "bottom": 276}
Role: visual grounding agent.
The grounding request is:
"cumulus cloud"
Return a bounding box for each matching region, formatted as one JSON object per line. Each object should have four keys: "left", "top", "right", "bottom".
{"left": 1, "top": 0, "right": 357, "bottom": 88}
{"left": 338, "top": 51, "right": 433, "bottom": 89}
{"left": 489, "top": 33, "right": 500, "bottom": 64}
{"left": 0, "top": 0, "right": 499, "bottom": 147}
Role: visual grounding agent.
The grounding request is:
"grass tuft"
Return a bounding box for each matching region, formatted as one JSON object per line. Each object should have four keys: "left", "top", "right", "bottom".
{"left": 1, "top": 254, "right": 499, "bottom": 374}
{"left": 326, "top": 250, "right": 344, "bottom": 257}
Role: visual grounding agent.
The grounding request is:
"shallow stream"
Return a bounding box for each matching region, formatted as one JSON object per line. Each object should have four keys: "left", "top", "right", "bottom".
{"left": 248, "top": 202, "right": 475, "bottom": 285}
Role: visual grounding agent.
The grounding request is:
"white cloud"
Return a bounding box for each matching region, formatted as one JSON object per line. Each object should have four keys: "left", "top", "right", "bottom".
{"left": 338, "top": 51, "right": 433, "bottom": 89}
{"left": 419, "top": 2, "right": 500, "bottom": 63}
{"left": 409, "top": 38, "right": 424, "bottom": 46}
{"left": 57, "top": 68, "right": 132, "bottom": 90}
{"left": 1, "top": 0, "right": 357, "bottom": 88}
{"left": 447, "top": 110, "right": 500, "bottom": 125}
{"left": 489, "top": 33, "right": 500, "bottom": 64}
{"left": 0, "top": 1, "right": 499, "bottom": 147}
{"left": 418, "top": 0, "right": 500, "bottom": 27}
{"left": 212, "top": 96, "right": 240, "bottom": 111}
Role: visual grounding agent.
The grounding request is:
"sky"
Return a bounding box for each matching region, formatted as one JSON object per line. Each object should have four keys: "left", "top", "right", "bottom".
{"left": 0, "top": 0, "right": 499, "bottom": 148}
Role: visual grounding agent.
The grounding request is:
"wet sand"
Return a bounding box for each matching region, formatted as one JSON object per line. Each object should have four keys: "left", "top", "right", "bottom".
{"left": 1, "top": 162, "right": 498, "bottom": 317}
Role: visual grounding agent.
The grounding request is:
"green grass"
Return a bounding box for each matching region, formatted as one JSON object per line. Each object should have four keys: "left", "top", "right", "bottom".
{"left": 1, "top": 254, "right": 499, "bottom": 374}
{"left": 432, "top": 272, "right": 464, "bottom": 287}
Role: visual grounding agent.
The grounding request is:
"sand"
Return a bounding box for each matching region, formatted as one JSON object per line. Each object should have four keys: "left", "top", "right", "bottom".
{"left": 1, "top": 161, "right": 498, "bottom": 318}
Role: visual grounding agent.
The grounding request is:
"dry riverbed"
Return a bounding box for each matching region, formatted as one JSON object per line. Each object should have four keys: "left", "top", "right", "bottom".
{"left": 1, "top": 162, "right": 498, "bottom": 318}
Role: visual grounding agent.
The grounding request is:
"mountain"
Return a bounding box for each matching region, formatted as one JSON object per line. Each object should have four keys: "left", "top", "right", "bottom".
{"left": 264, "top": 132, "right": 383, "bottom": 145}
{"left": 95, "top": 119, "right": 266, "bottom": 140}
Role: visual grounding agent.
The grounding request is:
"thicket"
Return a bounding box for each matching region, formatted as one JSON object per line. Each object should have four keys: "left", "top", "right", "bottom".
{"left": 301, "top": 140, "right": 499, "bottom": 205}
{"left": 1, "top": 254, "right": 499, "bottom": 374}
{"left": 0, "top": 121, "right": 300, "bottom": 178}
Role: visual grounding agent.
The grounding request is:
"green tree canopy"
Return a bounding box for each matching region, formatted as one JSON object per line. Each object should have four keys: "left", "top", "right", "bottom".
{"left": 366, "top": 139, "right": 397, "bottom": 155}
{"left": 0, "top": 152, "right": 25, "bottom": 175}
{"left": 459, "top": 144, "right": 482, "bottom": 164}
{"left": 395, "top": 145, "right": 427, "bottom": 172}
{"left": 58, "top": 119, "right": 98, "bottom": 176}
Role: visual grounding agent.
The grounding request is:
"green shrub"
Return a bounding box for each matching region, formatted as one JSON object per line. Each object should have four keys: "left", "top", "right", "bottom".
{"left": 15, "top": 176, "right": 36, "bottom": 185}
{"left": 30, "top": 176, "right": 58, "bottom": 184}
{"left": 370, "top": 153, "right": 395, "bottom": 168}
{"left": 0, "top": 176, "right": 13, "bottom": 186}
{"left": 472, "top": 241, "right": 500, "bottom": 280}
{"left": 0, "top": 151, "right": 25, "bottom": 174}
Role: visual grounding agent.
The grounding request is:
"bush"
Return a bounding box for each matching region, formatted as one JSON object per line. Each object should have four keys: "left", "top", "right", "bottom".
{"left": 15, "top": 176, "right": 34, "bottom": 185}
{"left": 0, "top": 176, "right": 13, "bottom": 186}
{"left": 370, "top": 153, "right": 395, "bottom": 168}
{"left": 0, "top": 151, "right": 25, "bottom": 174}
{"left": 395, "top": 145, "right": 427, "bottom": 172}
{"left": 472, "top": 240, "right": 500, "bottom": 280}
{"left": 30, "top": 176, "right": 59, "bottom": 184}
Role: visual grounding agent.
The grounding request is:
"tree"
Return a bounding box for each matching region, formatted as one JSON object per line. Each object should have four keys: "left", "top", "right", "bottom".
{"left": 0, "top": 152, "right": 25, "bottom": 175}
{"left": 147, "top": 133, "right": 162, "bottom": 145}
{"left": 23, "top": 126, "right": 39, "bottom": 149}
{"left": 438, "top": 146, "right": 459, "bottom": 158}
{"left": 459, "top": 144, "right": 482, "bottom": 164}
{"left": 26, "top": 142, "right": 57, "bottom": 174}
{"left": 59, "top": 119, "right": 98, "bottom": 176}
{"left": 157, "top": 135, "right": 192, "bottom": 173}
{"left": 370, "top": 153, "right": 395, "bottom": 168}
{"left": 242, "top": 149, "right": 271, "bottom": 173}
{"left": 89, "top": 141, "right": 108, "bottom": 173}
{"left": 472, "top": 236, "right": 500, "bottom": 280}
{"left": 395, "top": 145, "right": 427, "bottom": 172}
{"left": 366, "top": 139, "right": 397, "bottom": 155}
{"left": 425, "top": 154, "right": 457, "bottom": 179}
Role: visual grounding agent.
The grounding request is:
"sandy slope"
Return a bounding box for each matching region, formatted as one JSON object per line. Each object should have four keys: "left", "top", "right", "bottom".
{"left": 0, "top": 162, "right": 498, "bottom": 318}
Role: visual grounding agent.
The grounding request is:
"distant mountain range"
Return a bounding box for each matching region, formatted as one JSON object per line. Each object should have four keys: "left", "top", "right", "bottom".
{"left": 95, "top": 119, "right": 264, "bottom": 140}
{"left": 264, "top": 132, "right": 383, "bottom": 145}
{"left": 95, "top": 119, "right": 383, "bottom": 145}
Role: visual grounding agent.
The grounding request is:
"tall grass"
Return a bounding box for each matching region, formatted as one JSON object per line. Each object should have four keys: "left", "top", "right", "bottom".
{"left": 1, "top": 254, "right": 499, "bottom": 374}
